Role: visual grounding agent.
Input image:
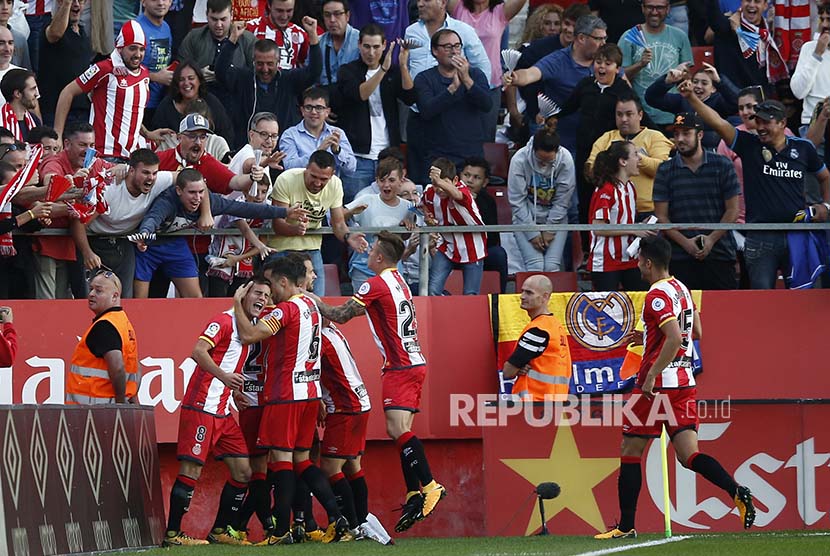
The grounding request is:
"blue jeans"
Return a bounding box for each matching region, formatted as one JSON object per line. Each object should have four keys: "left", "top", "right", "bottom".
{"left": 665, "top": 4, "right": 689, "bottom": 34}
{"left": 341, "top": 157, "right": 377, "bottom": 205}
{"left": 26, "top": 14, "right": 51, "bottom": 72}
{"left": 428, "top": 250, "right": 484, "bottom": 295}
{"left": 513, "top": 231, "right": 568, "bottom": 272}
{"left": 744, "top": 232, "right": 788, "bottom": 289}
{"left": 349, "top": 266, "right": 373, "bottom": 294}
{"left": 265, "top": 249, "right": 325, "bottom": 296}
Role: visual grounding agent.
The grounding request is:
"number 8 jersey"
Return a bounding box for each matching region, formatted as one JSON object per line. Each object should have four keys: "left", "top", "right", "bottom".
{"left": 640, "top": 277, "right": 696, "bottom": 390}
{"left": 353, "top": 268, "right": 426, "bottom": 371}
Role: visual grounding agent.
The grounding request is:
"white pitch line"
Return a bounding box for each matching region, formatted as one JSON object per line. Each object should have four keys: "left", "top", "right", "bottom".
{"left": 573, "top": 535, "right": 691, "bottom": 556}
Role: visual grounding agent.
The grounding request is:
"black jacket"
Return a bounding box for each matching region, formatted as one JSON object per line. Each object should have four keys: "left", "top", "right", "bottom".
{"left": 216, "top": 41, "right": 322, "bottom": 149}
{"left": 334, "top": 59, "right": 417, "bottom": 155}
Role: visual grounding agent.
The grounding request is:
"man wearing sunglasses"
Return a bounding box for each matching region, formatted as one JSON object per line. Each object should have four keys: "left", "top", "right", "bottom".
{"left": 66, "top": 270, "right": 139, "bottom": 405}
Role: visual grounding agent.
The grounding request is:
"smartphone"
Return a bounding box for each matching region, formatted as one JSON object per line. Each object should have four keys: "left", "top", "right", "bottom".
{"left": 696, "top": 236, "right": 705, "bottom": 250}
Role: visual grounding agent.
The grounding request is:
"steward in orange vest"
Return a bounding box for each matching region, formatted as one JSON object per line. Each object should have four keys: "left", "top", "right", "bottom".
{"left": 67, "top": 271, "right": 139, "bottom": 404}
{"left": 503, "top": 274, "right": 572, "bottom": 402}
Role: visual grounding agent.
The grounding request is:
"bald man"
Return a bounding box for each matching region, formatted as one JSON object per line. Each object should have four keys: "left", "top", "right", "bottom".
{"left": 67, "top": 270, "right": 140, "bottom": 404}
{"left": 503, "top": 275, "right": 572, "bottom": 402}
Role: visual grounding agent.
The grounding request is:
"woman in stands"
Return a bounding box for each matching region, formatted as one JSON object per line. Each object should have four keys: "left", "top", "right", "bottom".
{"left": 587, "top": 141, "right": 653, "bottom": 292}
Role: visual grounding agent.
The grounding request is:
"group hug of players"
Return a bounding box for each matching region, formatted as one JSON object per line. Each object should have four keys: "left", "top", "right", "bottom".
{"left": 163, "top": 231, "right": 445, "bottom": 547}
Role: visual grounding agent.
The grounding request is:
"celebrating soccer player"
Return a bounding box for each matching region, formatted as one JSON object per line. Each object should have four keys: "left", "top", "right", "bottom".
{"left": 164, "top": 278, "right": 272, "bottom": 546}
{"left": 595, "top": 236, "right": 755, "bottom": 540}
{"left": 307, "top": 230, "right": 446, "bottom": 533}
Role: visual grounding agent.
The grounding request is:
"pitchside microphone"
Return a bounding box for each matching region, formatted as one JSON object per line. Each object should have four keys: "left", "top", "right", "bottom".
{"left": 535, "top": 482, "right": 561, "bottom": 536}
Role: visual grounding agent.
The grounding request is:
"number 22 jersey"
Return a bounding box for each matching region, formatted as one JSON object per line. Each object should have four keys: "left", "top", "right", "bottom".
{"left": 353, "top": 268, "right": 426, "bottom": 371}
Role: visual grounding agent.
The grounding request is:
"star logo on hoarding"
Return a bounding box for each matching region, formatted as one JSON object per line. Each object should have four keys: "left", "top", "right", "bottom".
{"left": 500, "top": 424, "right": 618, "bottom": 534}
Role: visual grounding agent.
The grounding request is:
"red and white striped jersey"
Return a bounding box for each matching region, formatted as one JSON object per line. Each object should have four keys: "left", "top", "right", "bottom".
{"left": 0, "top": 104, "right": 36, "bottom": 142}
{"left": 588, "top": 180, "right": 638, "bottom": 273}
{"left": 260, "top": 294, "right": 322, "bottom": 403}
{"left": 353, "top": 268, "right": 426, "bottom": 371}
{"left": 244, "top": 18, "right": 309, "bottom": 70}
{"left": 25, "top": 0, "right": 53, "bottom": 16}
{"left": 321, "top": 324, "right": 371, "bottom": 414}
{"left": 423, "top": 182, "right": 488, "bottom": 263}
{"left": 75, "top": 59, "right": 150, "bottom": 159}
{"left": 639, "top": 277, "right": 696, "bottom": 390}
{"left": 183, "top": 309, "right": 250, "bottom": 416}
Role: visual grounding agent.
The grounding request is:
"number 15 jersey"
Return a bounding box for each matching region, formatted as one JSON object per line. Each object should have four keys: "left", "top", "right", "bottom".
{"left": 353, "top": 268, "right": 426, "bottom": 371}
{"left": 260, "top": 294, "right": 322, "bottom": 403}
{"left": 640, "top": 277, "right": 696, "bottom": 390}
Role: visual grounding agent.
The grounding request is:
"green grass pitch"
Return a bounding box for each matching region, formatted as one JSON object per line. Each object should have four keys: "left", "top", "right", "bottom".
{"left": 137, "top": 531, "right": 830, "bottom": 556}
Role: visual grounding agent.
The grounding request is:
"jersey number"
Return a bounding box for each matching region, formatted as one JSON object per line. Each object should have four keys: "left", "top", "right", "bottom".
{"left": 398, "top": 300, "right": 416, "bottom": 338}
{"left": 679, "top": 308, "right": 693, "bottom": 350}
{"left": 244, "top": 342, "right": 263, "bottom": 376}
{"left": 308, "top": 323, "right": 321, "bottom": 360}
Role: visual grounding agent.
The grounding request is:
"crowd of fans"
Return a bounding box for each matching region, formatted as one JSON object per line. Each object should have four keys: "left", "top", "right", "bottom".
{"left": 0, "top": 0, "right": 828, "bottom": 300}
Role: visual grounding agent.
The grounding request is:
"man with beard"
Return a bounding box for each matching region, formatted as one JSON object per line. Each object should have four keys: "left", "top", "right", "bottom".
{"left": 682, "top": 82, "right": 830, "bottom": 289}
{"left": 69, "top": 148, "right": 175, "bottom": 298}
{"left": 54, "top": 20, "right": 170, "bottom": 161}
{"left": 652, "top": 112, "right": 740, "bottom": 290}
{"left": 0, "top": 69, "right": 40, "bottom": 141}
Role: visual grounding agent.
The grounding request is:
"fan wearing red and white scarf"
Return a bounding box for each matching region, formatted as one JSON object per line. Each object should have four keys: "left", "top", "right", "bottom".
{"left": 0, "top": 103, "right": 37, "bottom": 142}
{"left": 738, "top": 13, "right": 790, "bottom": 84}
{"left": 0, "top": 144, "right": 42, "bottom": 256}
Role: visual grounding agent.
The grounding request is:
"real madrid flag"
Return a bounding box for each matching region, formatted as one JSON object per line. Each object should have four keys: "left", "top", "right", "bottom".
{"left": 490, "top": 291, "right": 703, "bottom": 396}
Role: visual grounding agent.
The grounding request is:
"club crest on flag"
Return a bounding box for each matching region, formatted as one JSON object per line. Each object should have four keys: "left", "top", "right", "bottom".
{"left": 565, "top": 292, "right": 635, "bottom": 352}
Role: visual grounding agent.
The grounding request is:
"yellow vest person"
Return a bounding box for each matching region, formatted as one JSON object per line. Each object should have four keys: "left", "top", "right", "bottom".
{"left": 503, "top": 274, "right": 572, "bottom": 402}
{"left": 67, "top": 270, "right": 139, "bottom": 404}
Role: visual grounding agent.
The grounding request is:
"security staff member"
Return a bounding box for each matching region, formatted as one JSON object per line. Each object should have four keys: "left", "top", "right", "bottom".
{"left": 67, "top": 270, "right": 139, "bottom": 404}
{"left": 503, "top": 274, "right": 572, "bottom": 401}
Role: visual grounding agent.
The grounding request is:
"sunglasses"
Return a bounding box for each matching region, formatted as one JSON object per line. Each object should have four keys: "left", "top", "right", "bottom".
{"left": 0, "top": 142, "right": 26, "bottom": 160}
{"left": 85, "top": 265, "right": 117, "bottom": 283}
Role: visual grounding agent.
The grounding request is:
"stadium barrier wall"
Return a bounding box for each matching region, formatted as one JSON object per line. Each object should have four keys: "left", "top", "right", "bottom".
{"left": 0, "top": 405, "right": 165, "bottom": 556}
{"left": 1, "top": 291, "right": 828, "bottom": 538}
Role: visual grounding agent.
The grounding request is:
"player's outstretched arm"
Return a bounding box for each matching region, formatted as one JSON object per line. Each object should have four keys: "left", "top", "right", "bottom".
{"left": 307, "top": 293, "right": 366, "bottom": 324}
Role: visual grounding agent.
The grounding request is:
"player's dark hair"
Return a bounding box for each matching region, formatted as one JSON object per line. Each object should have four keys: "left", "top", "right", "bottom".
{"left": 0, "top": 68, "right": 34, "bottom": 103}
{"left": 462, "top": 156, "right": 491, "bottom": 179}
{"left": 639, "top": 235, "right": 672, "bottom": 270}
{"left": 376, "top": 156, "right": 403, "bottom": 180}
{"left": 64, "top": 120, "right": 94, "bottom": 140}
{"left": 249, "top": 275, "right": 273, "bottom": 288}
{"left": 0, "top": 127, "right": 13, "bottom": 142}
{"left": 359, "top": 23, "right": 385, "bottom": 43}
{"left": 819, "top": 2, "right": 830, "bottom": 16}
{"left": 285, "top": 251, "right": 312, "bottom": 264}
{"left": 430, "top": 157, "right": 456, "bottom": 181}
{"left": 376, "top": 230, "right": 405, "bottom": 264}
{"left": 176, "top": 168, "right": 205, "bottom": 189}
{"left": 263, "top": 256, "right": 307, "bottom": 285}
{"left": 27, "top": 126, "right": 59, "bottom": 144}
{"left": 129, "top": 148, "right": 160, "bottom": 168}
{"left": 593, "top": 141, "right": 632, "bottom": 187}
{"left": 308, "top": 149, "right": 336, "bottom": 170}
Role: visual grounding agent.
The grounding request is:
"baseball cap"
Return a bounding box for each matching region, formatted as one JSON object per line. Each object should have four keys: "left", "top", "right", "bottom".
{"left": 179, "top": 113, "right": 214, "bottom": 134}
{"left": 667, "top": 112, "right": 703, "bottom": 131}
{"left": 753, "top": 100, "right": 787, "bottom": 122}
{"left": 115, "top": 20, "right": 147, "bottom": 49}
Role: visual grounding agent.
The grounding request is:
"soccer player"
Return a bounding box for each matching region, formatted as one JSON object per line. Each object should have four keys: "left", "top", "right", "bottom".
{"left": 308, "top": 230, "right": 446, "bottom": 533}
{"left": 163, "top": 278, "right": 272, "bottom": 547}
{"left": 234, "top": 257, "right": 351, "bottom": 545}
{"left": 595, "top": 236, "right": 755, "bottom": 540}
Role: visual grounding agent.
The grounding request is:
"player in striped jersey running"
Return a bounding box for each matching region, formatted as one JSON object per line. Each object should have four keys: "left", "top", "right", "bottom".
{"left": 164, "top": 278, "right": 272, "bottom": 547}
{"left": 596, "top": 236, "right": 755, "bottom": 540}
{"left": 308, "top": 230, "right": 446, "bottom": 533}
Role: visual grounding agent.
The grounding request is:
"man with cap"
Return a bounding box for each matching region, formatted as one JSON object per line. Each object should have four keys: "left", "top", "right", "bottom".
{"left": 66, "top": 270, "right": 140, "bottom": 404}
{"left": 652, "top": 112, "right": 741, "bottom": 290}
{"left": 681, "top": 83, "right": 830, "bottom": 289}
{"left": 53, "top": 20, "right": 172, "bottom": 162}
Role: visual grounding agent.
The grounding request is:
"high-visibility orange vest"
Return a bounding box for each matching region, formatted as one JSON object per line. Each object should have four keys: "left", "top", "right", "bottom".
{"left": 513, "top": 314, "right": 572, "bottom": 402}
{"left": 67, "top": 309, "right": 139, "bottom": 404}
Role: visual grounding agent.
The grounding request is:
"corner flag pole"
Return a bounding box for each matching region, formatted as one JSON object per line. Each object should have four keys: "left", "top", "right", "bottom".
{"left": 660, "top": 426, "right": 672, "bottom": 538}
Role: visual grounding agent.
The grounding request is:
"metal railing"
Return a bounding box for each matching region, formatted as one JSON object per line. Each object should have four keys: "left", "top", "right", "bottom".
{"left": 20, "top": 222, "right": 830, "bottom": 296}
